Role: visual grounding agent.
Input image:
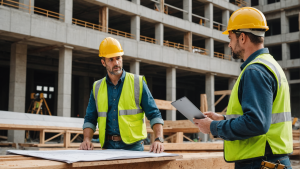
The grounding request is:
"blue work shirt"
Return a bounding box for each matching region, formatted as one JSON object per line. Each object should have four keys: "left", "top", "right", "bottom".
{"left": 83, "top": 69, "right": 164, "bottom": 136}
{"left": 211, "top": 48, "right": 278, "bottom": 141}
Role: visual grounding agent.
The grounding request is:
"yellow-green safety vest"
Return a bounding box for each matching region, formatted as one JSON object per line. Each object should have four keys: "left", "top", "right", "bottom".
{"left": 224, "top": 53, "right": 293, "bottom": 162}
{"left": 93, "top": 72, "right": 147, "bottom": 147}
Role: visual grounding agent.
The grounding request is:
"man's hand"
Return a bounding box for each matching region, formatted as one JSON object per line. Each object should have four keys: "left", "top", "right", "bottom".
{"left": 193, "top": 117, "right": 213, "bottom": 134}
{"left": 149, "top": 141, "right": 164, "bottom": 153}
{"left": 79, "top": 139, "right": 94, "bottom": 150}
{"left": 204, "top": 111, "right": 224, "bottom": 121}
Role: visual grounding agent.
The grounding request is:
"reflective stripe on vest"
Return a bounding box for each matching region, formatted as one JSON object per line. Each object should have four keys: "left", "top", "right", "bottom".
{"left": 226, "top": 112, "right": 291, "bottom": 124}
{"left": 94, "top": 75, "right": 143, "bottom": 117}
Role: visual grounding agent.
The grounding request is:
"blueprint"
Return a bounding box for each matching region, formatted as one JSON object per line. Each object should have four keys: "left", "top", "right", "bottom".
{"left": 7, "top": 149, "right": 179, "bottom": 164}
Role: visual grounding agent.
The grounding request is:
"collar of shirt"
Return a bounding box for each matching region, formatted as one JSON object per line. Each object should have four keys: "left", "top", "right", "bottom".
{"left": 105, "top": 69, "right": 126, "bottom": 85}
{"left": 240, "top": 48, "right": 269, "bottom": 70}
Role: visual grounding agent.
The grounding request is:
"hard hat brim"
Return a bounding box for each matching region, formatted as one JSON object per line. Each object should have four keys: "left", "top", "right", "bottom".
{"left": 222, "top": 30, "right": 229, "bottom": 35}
{"left": 99, "top": 51, "right": 124, "bottom": 58}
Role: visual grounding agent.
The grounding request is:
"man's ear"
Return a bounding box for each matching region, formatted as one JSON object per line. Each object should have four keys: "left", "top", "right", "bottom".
{"left": 101, "top": 58, "right": 106, "bottom": 67}
{"left": 241, "top": 33, "right": 246, "bottom": 44}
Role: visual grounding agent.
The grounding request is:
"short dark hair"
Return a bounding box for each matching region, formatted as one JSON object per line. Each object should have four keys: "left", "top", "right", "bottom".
{"left": 234, "top": 31, "right": 264, "bottom": 45}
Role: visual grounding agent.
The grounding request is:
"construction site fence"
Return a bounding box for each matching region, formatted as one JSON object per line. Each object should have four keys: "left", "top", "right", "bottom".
{"left": 1, "top": 0, "right": 65, "bottom": 21}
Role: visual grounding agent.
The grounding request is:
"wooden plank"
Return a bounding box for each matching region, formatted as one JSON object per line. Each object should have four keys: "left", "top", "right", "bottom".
{"left": 72, "top": 155, "right": 182, "bottom": 167}
{"left": 0, "top": 136, "right": 7, "bottom": 140}
{"left": 19, "top": 143, "right": 65, "bottom": 147}
{"left": 183, "top": 135, "right": 194, "bottom": 142}
{"left": 64, "top": 132, "right": 71, "bottom": 148}
{"left": 214, "top": 94, "right": 226, "bottom": 106}
{"left": 0, "top": 143, "right": 16, "bottom": 147}
{"left": 0, "top": 153, "right": 234, "bottom": 169}
{"left": 214, "top": 90, "right": 231, "bottom": 95}
{"left": 44, "top": 132, "right": 64, "bottom": 143}
{"left": 0, "top": 123, "right": 82, "bottom": 131}
{"left": 144, "top": 142, "right": 223, "bottom": 151}
{"left": 146, "top": 120, "right": 199, "bottom": 133}
{"left": 68, "top": 143, "right": 101, "bottom": 148}
{"left": 154, "top": 99, "right": 176, "bottom": 110}
{"left": 175, "top": 132, "right": 183, "bottom": 143}
{"left": 39, "top": 130, "right": 45, "bottom": 144}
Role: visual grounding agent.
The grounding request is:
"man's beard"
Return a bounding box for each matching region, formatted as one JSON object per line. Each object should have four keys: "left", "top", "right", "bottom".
{"left": 232, "top": 40, "right": 244, "bottom": 60}
{"left": 107, "top": 65, "right": 122, "bottom": 75}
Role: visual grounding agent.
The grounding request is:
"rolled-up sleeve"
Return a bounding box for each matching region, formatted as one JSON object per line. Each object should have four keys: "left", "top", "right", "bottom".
{"left": 141, "top": 80, "right": 164, "bottom": 129}
{"left": 83, "top": 90, "right": 98, "bottom": 132}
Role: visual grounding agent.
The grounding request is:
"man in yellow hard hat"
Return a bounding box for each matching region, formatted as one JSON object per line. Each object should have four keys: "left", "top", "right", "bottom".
{"left": 79, "top": 37, "right": 165, "bottom": 153}
{"left": 193, "top": 7, "right": 292, "bottom": 168}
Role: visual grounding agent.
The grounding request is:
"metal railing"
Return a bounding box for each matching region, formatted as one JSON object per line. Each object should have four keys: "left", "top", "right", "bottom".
{"left": 213, "top": 22, "right": 227, "bottom": 31}
{"left": 214, "top": 52, "right": 232, "bottom": 60}
{"left": 107, "top": 28, "right": 135, "bottom": 39}
{"left": 192, "top": 46, "right": 209, "bottom": 56}
{"left": 140, "top": 35, "right": 157, "bottom": 44}
{"left": 1, "top": 0, "right": 64, "bottom": 21}
{"left": 163, "top": 40, "right": 189, "bottom": 51}
{"left": 235, "top": 0, "right": 247, "bottom": 7}
{"left": 72, "top": 19, "right": 135, "bottom": 39}
{"left": 72, "top": 18, "right": 105, "bottom": 31}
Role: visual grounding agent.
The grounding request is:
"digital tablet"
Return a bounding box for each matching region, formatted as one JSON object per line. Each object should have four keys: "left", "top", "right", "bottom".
{"left": 171, "top": 96, "right": 205, "bottom": 122}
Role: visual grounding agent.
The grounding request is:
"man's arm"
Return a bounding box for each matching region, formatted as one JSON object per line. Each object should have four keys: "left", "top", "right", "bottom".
{"left": 210, "top": 65, "right": 276, "bottom": 141}
{"left": 140, "top": 80, "right": 164, "bottom": 153}
{"left": 79, "top": 90, "right": 98, "bottom": 150}
{"left": 149, "top": 123, "right": 164, "bottom": 153}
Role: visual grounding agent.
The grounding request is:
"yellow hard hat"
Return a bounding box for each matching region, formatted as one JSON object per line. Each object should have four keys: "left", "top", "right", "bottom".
{"left": 223, "top": 7, "right": 269, "bottom": 35}
{"left": 99, "top": 37, "right": 124, "bottom": 58}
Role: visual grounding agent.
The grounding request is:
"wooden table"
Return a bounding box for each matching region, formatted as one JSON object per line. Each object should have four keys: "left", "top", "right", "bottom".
{"left": 0, "top": 152, "right": 234, "bottom": 169}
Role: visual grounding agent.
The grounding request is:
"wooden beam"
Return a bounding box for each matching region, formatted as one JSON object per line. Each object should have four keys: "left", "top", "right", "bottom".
{"left": 154, "top": 99, "right": 176, "bottom": 110}
{"left": 144, "top": 142, "right": 223, "bottom": 151}
{"left": 214, "top": 90, "right": 232, "bottom": 95}
{"left": 146, "top": 120, "right": 199, "bottom": 133}
{"left": 183, "top": 134, "right": 194, "bottom": 142}
{"left": 214, "top": 94, "right": 226, "bottom": 106}
{"left": 99, "top": 6, "right": 108, "bottom": 32}
{"left": 175, "top": 132, "right": 183, "bottom": 143}
{"left": 39, "top": 130, "right": 45, "bottom": 144}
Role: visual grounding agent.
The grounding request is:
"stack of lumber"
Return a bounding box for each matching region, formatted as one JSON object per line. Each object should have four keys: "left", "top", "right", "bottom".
{"left": 0, "top": 152, "right": 234, "bottom": 169}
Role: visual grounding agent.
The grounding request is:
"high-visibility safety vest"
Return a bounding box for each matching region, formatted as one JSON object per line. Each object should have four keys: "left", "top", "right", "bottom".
{"left": 93, "top": 72, "right": 147, "bottom": 147}
{"left": 224, "top": 53, "right": 293, "bottom": 162}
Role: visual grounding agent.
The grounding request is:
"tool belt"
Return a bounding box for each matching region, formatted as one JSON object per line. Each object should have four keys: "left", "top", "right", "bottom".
{"left": 260, "top": 160, "right": 287, "bottom": 169}
{"left": 106, "top": 135, "right": 122, "bottom": 141}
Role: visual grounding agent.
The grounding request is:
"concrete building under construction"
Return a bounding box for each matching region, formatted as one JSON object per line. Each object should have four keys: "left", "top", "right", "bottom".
{"left": 0, "top": 0, "right": 299, "bottom": 144}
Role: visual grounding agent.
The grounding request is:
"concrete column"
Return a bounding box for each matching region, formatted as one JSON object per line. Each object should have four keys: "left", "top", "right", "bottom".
{"left": 131, "top": 15, "right": 140, "bottom": 41}
{"left": 132, "top": 0, "right": 140, "bottom": 5}
{"left": 222, "top": 10, "right": 229, "bottom": 29}
{"left": 228, "top": 78, "right": 236, "bottom": 90}
{"left": 224, "top": 43, "right": 231, "bottom": 55}
{"left": 99, "top": 6, "right": 109, "bottom": 32}
{"left": 166, "top": 67, "right": 176, "bottom": 121}
{"left": 205, "top": 73, "right": 215, "bottom": 112}
{"left": 205, "top": 38, "right": 214, "bottom": 58}
{"left": 57, "top": 45, "right": 73, "bottom": 117}
{"left": 155, "top": 23, "right": 164, "bottom": 46}
{"left": 284, "top": 69, "right": 290, "bottom": 81}
{"left": 259, "top": 0, "right": 265, "bottom": 5}
{"left": 130, "top": 60, "right": 140, "bottom": 75}
{"left": 19, "top": 0, "right": 34, "bottom": 14}
{"left": 204, "top": 3, "right": 213, "bottom": 29}
{"left": 183, "top": 0, "right": 192, "bottom": 22}
{"left": 78, "top": 76, "right": 89, "bottom": 118}
{"left": 282, "top": 43, "right": 290, "bottom": 69}
{"left": 8, "top": 43, "right": 27, "bottom": 144}
{"left": 59, "top": 0, "right": 73, "bottom": 24}
{"left": 281, "top": 11, "right": 289, "bottom": 34}
{"left": 184, "top": 32, "right": 192, "bottom": 52}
